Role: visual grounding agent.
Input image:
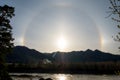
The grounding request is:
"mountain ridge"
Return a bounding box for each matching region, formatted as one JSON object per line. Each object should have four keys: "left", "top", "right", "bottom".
{"left": 6, "top": 46, "right": 120, "bottom": 64}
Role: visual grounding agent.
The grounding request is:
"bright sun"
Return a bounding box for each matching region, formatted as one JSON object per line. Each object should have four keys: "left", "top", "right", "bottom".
{"left": 57, "top": 36, "right": 67, "bottom": 51}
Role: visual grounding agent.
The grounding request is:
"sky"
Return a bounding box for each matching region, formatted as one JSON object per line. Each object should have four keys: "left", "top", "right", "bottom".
{"left": 0, "top": 0, "right": 119, "bottom": 54}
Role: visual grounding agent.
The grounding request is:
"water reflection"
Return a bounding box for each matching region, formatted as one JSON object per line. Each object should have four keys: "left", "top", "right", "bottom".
{"left": 54, "top": 74, "right": 72, "bottom": 80}
{"left": 10, "top": 73, "right": 120, "bottom": 80}
{"left": 57, "top": 74, "right": 66, "bottom": 80}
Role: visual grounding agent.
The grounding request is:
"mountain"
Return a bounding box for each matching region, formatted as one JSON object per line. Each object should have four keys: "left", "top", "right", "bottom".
{"left": 52, "top": 49, "right": 120, "bottom": 63}
{"left": 6, "top": 46, "right": 53, "bottom": 64}
{"left": 6, "top": 46, "right": 120, "bottom": 64}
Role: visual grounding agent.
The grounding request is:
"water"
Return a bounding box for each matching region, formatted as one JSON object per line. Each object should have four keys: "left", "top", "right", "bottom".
{"left": 10, "top": 73, "right": 120, "bottom": 80}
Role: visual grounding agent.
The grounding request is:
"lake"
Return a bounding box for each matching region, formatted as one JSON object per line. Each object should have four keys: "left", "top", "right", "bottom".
{"left": 10, "top": 73, "right": 120, "bottom": 80}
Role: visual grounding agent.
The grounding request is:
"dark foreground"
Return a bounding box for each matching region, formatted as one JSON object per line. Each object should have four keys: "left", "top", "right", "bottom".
{"left": 8, "top": 62, "right": 120, "bottom": 75}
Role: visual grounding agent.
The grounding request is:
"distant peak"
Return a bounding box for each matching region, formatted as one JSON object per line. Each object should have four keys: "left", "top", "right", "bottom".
{"left": 15, "top": 45, "right": 27, "bottom": 48}
{"left": 94, "top": 49, "right": 101, "bottom": 52}
{"left": 86, "top": 49, "right": 93, "bottom": 52}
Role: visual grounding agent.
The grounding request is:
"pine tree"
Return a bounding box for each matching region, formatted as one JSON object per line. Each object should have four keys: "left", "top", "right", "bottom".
{"left": 0, "top": 5, "right": 15, "bottom": 80}
{"left": 108, "top": 0, "right": 120, "bottom": 49}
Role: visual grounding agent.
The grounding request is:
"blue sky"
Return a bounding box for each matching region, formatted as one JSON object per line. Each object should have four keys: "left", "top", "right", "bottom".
{"left": 0, "top": 0, "right": 119, "bottom": 54}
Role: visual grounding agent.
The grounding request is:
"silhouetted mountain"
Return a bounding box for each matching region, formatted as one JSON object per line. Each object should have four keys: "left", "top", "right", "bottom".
{"left": 52, "top": 49, "right": 120, "bottom": 63}
{"left": 6, "top": 46, "right": 53, "bottom": 64}
{"left": 6, "top": 46, "right": 120, "bottom": 64}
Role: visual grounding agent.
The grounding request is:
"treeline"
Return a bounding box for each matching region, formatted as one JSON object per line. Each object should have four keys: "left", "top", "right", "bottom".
{"left": 7, "top": 61, "right": 120, "bottom": 75}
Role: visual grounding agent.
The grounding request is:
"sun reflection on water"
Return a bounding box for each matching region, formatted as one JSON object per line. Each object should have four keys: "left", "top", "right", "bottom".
{"left": 58, "top": 75, "right": 66, "bottom": 80}
{"left": 54, "top": 74, "right": 72, "bottom": 80}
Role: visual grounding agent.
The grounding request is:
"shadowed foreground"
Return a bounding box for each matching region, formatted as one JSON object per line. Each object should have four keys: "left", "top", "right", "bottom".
{"left": 8, "top": 62, "right": 120, "bottom": 75}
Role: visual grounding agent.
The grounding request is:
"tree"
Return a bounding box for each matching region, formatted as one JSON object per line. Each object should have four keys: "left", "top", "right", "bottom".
{"left": 0, "top": 5, "right": 15, "bottom": 80}
{"left": 108, "top": 0, "right": 120, "bottom": 49}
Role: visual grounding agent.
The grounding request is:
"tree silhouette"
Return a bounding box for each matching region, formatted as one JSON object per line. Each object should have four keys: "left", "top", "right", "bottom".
{"left": 0, "top": 5, "right": 15, "bottom": 80}
{"left": 108, "top": 0, "right": 120, "bottom": 49}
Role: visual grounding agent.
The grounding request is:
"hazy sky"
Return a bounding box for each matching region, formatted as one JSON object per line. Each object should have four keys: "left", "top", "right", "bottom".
{"left": 0, "top": 0, "right": 119, "bottom": 54}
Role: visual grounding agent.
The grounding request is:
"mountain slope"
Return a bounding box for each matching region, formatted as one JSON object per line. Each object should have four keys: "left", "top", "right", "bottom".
{"left": 6, "top": 46, "right": 120, "bottom": 64}
{"left": 52, "top": 49, "right": 120, "bottom": 63}
{"left": 6, "top": 46, "right": 53, "bottom": 64}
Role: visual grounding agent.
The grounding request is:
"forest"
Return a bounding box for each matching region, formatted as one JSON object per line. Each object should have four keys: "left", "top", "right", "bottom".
{"left": 7, "top": 61, "right": 120, "bottom": 75}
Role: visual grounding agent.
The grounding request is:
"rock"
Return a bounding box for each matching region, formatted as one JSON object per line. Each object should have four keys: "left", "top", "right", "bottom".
{"left": 46, "top": 78, "right": 53, "bottom": 80}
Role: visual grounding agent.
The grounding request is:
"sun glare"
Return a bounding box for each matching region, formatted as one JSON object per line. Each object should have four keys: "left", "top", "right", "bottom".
{"left": 57, "top": 75, "right": 66, "bottom": 80}
{"left": 57, "top": 36, "right": 67, "bottom": 51}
